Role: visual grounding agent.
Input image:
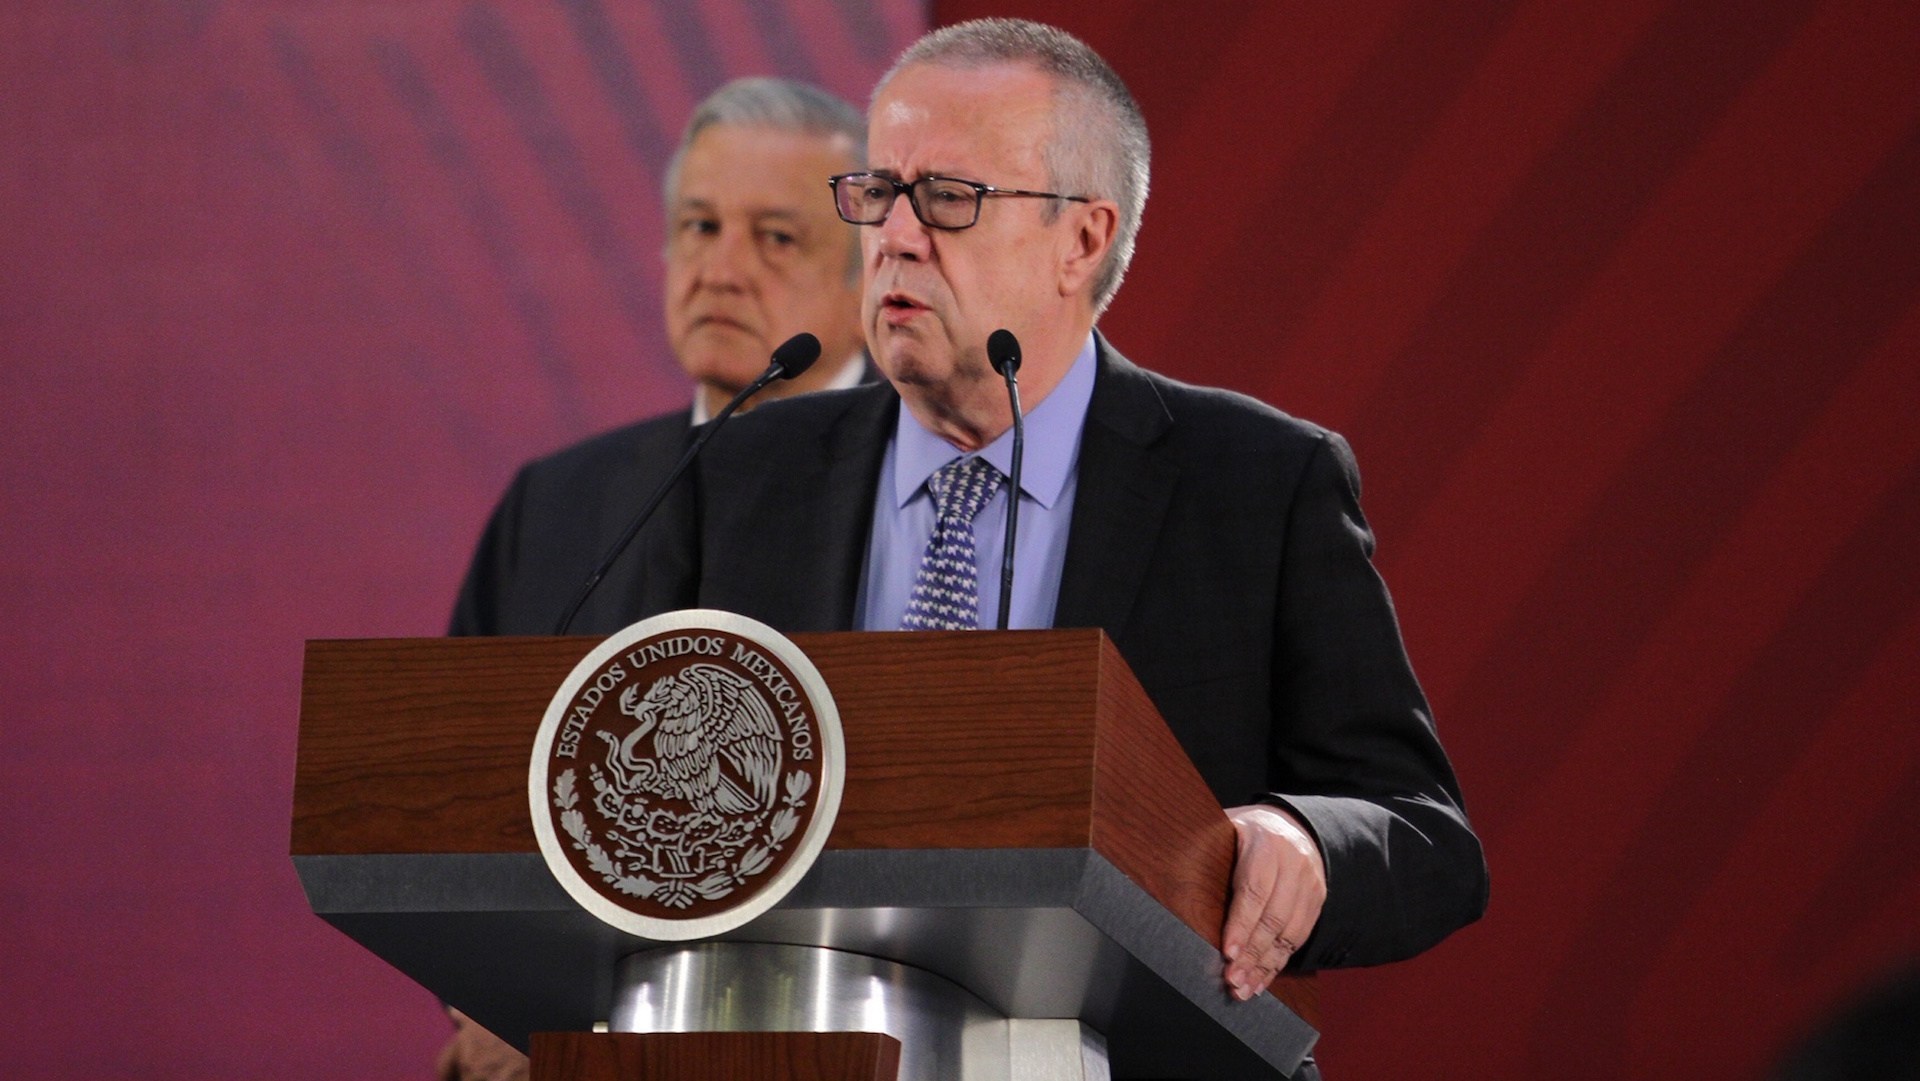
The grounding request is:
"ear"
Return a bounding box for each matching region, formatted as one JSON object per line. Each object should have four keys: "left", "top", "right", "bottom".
{"left": 1057, "top": 199, "right": 1120, "bottom": 299}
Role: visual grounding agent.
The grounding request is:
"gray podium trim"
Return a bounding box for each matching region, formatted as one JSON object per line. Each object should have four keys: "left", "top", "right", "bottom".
{"left": 297, "top": 847, "right": 1315, "bottom": 1078}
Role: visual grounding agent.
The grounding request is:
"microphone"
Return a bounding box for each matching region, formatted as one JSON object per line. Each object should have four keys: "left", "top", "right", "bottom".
{"left": 551, "top": 332, "right": 823, "bottom": 634}
{"left": 767, "top": 331, "right": 823, "bottom": 381}
{"left": 987, "top": 328, "right": 1021, "bottom": 378}
{"left": 986, "top": 329, "right": 1024, "bottom": 632}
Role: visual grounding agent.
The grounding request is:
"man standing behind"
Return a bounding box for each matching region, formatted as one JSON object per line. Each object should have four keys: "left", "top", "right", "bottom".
{"left": 638, "top": 21, "right": 1487, "bottom": 1073}
{"left": 438, "top": 76, "right": 868, "bottom": 1081}
{"left": 450, "top": 77, "right": 869, "bottom": 638}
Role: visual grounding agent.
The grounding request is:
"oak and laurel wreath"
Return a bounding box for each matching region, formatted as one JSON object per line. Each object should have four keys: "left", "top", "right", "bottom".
{"left": 552, "top": 767, "right": 813, "bottom": 909}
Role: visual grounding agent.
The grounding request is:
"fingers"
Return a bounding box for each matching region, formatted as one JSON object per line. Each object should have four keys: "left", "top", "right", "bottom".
{"left": 436, "top": 1034, "right": 461, "bottom": 1081}
{"left": 1221, "top": 804, "right": 1327, "bottom": 1001}
{"left": 1227, "top": 869, "right": 1305, "bottom": 999}
{"left": 437, "top": 1011, "right": 532, "bottom": 1081}
{"left": 1241, "top": 881, "right": 1317, "bottom": 992}
{"left": 1220, "top": 816, "right": 1275, "bottom": 960}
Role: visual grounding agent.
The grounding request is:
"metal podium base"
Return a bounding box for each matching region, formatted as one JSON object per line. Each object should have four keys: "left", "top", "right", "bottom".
{"left": 610, "top": 942, "right": 1109, "bottom": 1081}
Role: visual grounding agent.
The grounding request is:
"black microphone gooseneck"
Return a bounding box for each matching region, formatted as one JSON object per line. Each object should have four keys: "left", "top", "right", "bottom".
{"left": 551, "top": 332, "right": 823, "bottom": 635}
{"left": 986, "top": 329, "right": 1024, "bottom": 632}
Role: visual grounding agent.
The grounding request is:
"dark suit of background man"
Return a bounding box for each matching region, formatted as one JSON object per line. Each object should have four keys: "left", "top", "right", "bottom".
{"left": 440, "top": 77, "right": 870, "bottom": 1081}
{"left": 450, "top": 77, "right": 870, "bottom": 640}
{"left": 632, "top": 20, "right": 1488, "bottom": 1073}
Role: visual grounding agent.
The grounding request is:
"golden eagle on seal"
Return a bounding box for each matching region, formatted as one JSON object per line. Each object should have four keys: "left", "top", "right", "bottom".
{"left": 602, "top": 663, "right": 782, "bottom": 815}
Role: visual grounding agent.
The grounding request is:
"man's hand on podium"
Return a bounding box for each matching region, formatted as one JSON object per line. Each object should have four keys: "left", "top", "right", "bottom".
{"left": 1221, "top": 804, "right": 1327, "bottom": 1001}
{"left": 437, "top": 1007, "right": 530, "bottom": 1081}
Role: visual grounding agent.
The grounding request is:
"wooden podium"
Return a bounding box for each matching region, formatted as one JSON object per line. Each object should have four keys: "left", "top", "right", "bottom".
{"left": 292, "top": 629, "right": 1318, "bottom": 1079}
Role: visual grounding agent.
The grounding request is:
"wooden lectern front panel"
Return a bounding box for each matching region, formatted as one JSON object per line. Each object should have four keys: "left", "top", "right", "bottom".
{"left": 295, "top": 631, "right": 1322, "bottom": 1032}
{"left": 293, "top": 633, "right": 1107, "bottom": 856}
{"left": 529, "top": 1031, "right": 901, "bottom": 1081}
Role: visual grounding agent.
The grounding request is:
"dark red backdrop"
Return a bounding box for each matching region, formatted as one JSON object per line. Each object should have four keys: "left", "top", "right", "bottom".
{"left": 3, "top": 2, "right": 1915, "bottom": 1079}
{"left": 963, "top": 2, "right": 1920, "bottom": 1078}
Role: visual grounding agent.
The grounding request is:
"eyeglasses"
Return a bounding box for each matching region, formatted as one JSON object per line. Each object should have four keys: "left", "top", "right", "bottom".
{"left": 829, "top": 172, "right": 1090, "bottom": 231}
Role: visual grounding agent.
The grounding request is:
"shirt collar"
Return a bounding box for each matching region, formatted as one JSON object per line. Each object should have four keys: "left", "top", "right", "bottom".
{"left": 890, "top": 331, "right": 1098, "bottom": 510}
{"left": 689, "top": 351, "right": 867, "bottom": 425}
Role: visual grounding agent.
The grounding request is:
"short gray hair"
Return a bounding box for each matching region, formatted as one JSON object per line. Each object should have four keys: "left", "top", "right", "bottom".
{"left": 664, "top": 77, "right": 865, "bottom": 204}
{"left": 879, "top": 19, "right": 1150, "bottom": 315}
{"left": 664, "top": 77, "right": 866, "bottom": 277}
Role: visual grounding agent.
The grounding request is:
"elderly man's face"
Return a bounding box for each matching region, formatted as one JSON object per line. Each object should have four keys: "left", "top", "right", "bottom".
{"left": 862, "top": 63, "right": 1077, "bottom": 394}
{"left": 664, "top": 124, "right": 863, "bottom": 395}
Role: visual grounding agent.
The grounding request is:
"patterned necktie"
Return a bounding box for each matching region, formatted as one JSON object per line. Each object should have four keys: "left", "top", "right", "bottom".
{"left": 900, "top": 456, "right": 1004, "bottom": 630}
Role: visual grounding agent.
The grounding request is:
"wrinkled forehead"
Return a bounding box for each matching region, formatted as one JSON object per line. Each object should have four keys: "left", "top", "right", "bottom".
{"left": 673, "top": 122, "right": 860, "bottom": 211}
{"left": 867, "top": 62, "right": 1056, "bottom": 183}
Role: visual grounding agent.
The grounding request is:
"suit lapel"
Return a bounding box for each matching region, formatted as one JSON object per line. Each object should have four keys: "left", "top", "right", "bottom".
{"left": 1053, "top": 341, "right": 1178, "bottom": 635}
{"left": 593, "top": 411, "right": 695, "bottom": 634}
{"left": 713, "top": 385, "right": 893, "bottom": 632}
{"left": 707, "top": 351, "right": 1173, "bottom": 636}
{"left": 807, "top": 388, "right": 896, "bottom": 629}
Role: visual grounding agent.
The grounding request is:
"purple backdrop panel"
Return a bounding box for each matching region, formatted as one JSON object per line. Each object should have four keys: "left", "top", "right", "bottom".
{"left": 0, "top": 2, "right": 925, "bottom": 1079}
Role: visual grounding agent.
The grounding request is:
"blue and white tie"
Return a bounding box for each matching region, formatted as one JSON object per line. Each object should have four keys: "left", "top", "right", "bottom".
{"left": 900, "top": 456, "right": 1004, "bottom": 631}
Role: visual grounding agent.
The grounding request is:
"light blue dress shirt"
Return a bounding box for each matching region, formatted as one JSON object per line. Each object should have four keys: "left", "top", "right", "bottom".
{"left": 856, "top": 333, "right": 1098, "bottom": 631}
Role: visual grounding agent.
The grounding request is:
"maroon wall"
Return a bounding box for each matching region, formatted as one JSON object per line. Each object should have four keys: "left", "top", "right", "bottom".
{"left": 929, "top": 1, "right": 1920, "bottom": 1078}
{"left": 0, "top": 3, "right": 922, "bottom": 1078}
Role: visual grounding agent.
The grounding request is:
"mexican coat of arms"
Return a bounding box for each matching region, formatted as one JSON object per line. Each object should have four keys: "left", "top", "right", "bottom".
{"left": 529, "top": 610, "right": 844, "bottom": 939}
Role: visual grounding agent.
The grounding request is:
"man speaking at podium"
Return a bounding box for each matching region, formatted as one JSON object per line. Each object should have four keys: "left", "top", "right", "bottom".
{"left": 632, "top": 14, "right": 1489, "bottom": 1035}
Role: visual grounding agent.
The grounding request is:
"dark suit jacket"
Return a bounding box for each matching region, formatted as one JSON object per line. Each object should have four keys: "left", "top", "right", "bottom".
{"left": 633, "top": 339, "right": 1488, "bottom": 971}
{"left": 453, "top": 360, "right": 892, "bottom": 637}
{"left": 451, "top": 409, "right": 696, "bottom": 637}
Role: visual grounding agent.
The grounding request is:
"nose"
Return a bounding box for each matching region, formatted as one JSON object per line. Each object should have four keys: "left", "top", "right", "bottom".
{"left": 695, "top": 227, "right": 754, "bottom": 289}
{"left": 874, "top": 191, "right": 931, "bottom": 262}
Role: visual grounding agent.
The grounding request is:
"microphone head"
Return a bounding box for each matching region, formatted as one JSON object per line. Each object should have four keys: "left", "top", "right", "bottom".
{"left": 987, "top": 328, "right": 1022, "bottom": 376}
{"left": 771, "top": 332, "right": 822, "bottom": 379}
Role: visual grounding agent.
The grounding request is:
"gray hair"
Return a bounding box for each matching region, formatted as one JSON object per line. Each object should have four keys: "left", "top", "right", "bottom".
{"left": 664, "top": 77, "right": 865, "bottom": 204}
{"left": 879, "top": 19, "right": 1150, "bottom": 315}
{"left": 663, "top": 77, "right": 866, "bottom": 280}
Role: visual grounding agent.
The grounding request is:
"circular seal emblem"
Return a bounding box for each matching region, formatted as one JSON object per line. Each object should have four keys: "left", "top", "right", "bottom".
{"left": 529, "top": 610, "right": 844, "bottom": 940}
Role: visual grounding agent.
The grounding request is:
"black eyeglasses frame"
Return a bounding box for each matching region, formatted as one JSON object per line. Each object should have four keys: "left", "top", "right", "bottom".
{"left": 829, "top": 172, "right": 1091, "bottom": 231}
